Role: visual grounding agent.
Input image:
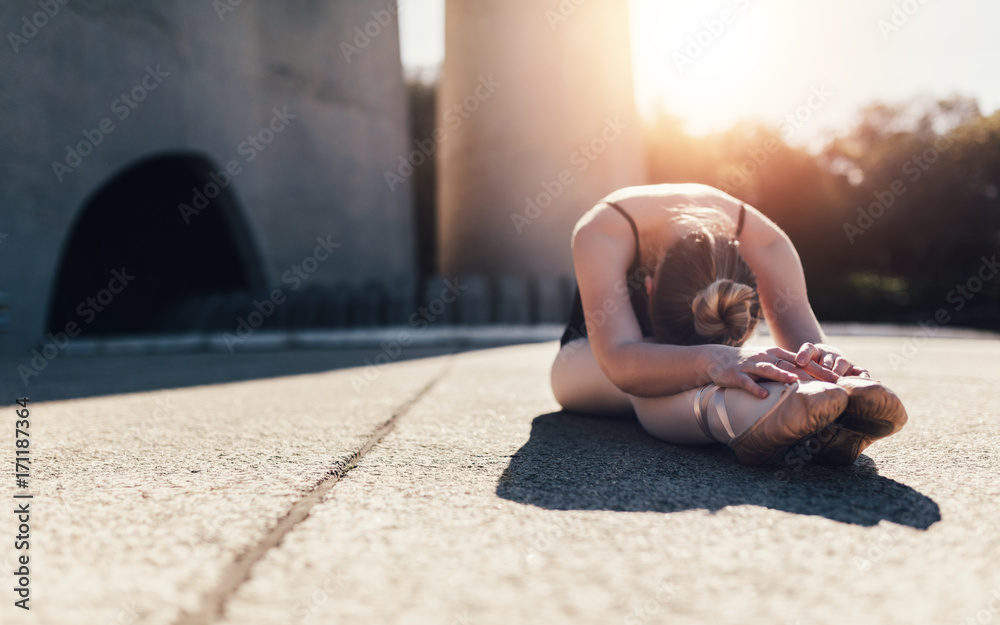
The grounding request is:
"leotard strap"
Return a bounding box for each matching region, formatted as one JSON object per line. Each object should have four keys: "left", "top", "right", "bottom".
{"left": 736, "top": 203, "right": 747, "bottom": 238}
{"left": 604, "top": 201, "right": 642, "bottom": 269}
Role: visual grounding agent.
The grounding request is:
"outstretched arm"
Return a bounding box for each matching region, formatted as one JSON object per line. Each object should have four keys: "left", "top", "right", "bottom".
{"left": 736, "top": 203, "right": 868, "bottom": 377}
{"left": 736, "top": 208, "right": 824, "bottom": 350}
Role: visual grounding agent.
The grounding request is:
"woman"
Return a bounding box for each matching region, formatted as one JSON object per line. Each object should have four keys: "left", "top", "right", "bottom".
{"left": 550, "top": 183, "right": 907, "bottom": 466}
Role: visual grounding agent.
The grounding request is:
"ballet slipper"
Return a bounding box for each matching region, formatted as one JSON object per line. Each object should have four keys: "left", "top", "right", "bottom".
{"left": 811, "top": 376, "right": 908, "bottom": 465}
{"left": 694, "top": 381, "right": 850, "bottom": 467}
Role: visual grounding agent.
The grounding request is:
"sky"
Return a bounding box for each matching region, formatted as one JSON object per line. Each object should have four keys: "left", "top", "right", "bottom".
{"left": 397, "top": 0, "right": 1000, "bottom": 146}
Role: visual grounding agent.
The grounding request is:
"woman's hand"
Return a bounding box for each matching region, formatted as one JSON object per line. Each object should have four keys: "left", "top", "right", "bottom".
{"left": 700, "top": 345, "right": 840, "bottom": 399}
{"left": 793, "top": 342, "right": 870, "bottom": 378}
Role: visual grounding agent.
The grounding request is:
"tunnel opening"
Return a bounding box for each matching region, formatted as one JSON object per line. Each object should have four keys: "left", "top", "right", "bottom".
{"left": 47, "top": 153, "right": 267, "bottom": 336}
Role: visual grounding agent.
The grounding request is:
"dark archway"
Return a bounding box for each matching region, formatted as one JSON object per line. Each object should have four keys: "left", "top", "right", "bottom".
{"left": 47, "top": 153, "right": 267, "bottom": 336}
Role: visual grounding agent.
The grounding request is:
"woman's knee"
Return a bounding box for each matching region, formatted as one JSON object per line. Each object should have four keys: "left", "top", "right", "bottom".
{"left": 550, "top": 340, "right": 585, "bottom": 408}
{"left": 550, "top": 339, "right": 631, "bottom": 415}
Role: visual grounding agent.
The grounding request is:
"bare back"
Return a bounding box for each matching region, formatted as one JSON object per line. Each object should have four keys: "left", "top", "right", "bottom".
{"left": 570, "top": 183, "right": 820, "bottom": 388}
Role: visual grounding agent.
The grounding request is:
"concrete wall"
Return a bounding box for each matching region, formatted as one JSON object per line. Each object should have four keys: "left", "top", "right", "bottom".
{"left": 0, "top": 0, "right": 415, "bottom": 358}
{"left": 437, "top": 0, "right": 648, "bottom": 279}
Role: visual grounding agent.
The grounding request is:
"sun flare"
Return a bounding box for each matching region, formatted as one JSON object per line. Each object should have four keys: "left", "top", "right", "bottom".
{"left": 629, "top": 0, "right": 858, "bottom": 138}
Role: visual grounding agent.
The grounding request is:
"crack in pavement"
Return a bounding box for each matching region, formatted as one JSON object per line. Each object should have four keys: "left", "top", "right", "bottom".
{"left": 173, "top": 358, "right": 452, "bottom": 625}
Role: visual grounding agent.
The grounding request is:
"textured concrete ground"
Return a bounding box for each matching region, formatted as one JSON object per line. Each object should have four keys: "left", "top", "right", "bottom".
{"left": 1, "top": 331, "right": 998, "bottom": 625}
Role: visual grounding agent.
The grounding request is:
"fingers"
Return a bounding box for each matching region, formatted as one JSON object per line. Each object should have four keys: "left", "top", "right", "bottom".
{"left": 761, "top": 347, "right": 801, "bottom": 373}
{"left": 793, "top": 343, "right": 844, "bottom": 381}
{"left": 755, "top": 361, "right": 798, "bottom": 384}
{"left": 832, "top": 357, "right": 852, "bottom": 376}
{"left": 847, "top": 365, "right": 871, "bottom": 378}
{"left": 799, "top": 358, "right": 840, "bottom": 382}
{"left": 764, "top": 348, "right": 829, "bottom": 381}
{"left": 736, "top": 373, "right": 769, "bottom": 398}
{"left": 773, "top": 343, "right": 869, "bottom": 380}
{"left": 776, "top": 359, "right": 821, "bottom": 381}
{"left": 794, "top": 343, "right": 821, "bottom": 367}
{"left": 766, "top": 347, "right": 799, "bottom": 362}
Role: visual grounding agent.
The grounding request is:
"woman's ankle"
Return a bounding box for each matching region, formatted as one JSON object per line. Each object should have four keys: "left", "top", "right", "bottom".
{"left": 705, "top": 382, "right": 790, "bottom": 442}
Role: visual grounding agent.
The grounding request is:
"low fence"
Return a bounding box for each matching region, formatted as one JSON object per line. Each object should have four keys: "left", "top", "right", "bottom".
{"left": 148, "top": 275, "right": 577, "bottom": 333}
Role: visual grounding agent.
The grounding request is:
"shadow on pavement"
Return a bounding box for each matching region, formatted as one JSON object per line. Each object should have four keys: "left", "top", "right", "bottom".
{"left": 0, "top": 347, "right": 459, "bottom": 405}
{"left": 497, "top": 412, "right": 941, "bottom": 529}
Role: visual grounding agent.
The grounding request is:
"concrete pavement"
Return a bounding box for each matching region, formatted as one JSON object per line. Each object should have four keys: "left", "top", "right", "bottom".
{"left": 1, "top": 331, "right": 999, "bottom": 624}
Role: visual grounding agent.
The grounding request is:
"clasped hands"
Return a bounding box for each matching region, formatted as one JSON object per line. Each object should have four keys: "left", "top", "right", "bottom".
{"left": 707, "top": 342, "right": 870, "bottom": 399}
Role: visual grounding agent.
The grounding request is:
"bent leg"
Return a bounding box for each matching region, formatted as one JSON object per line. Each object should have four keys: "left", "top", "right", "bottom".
{"left": 551, "top": 338, "right": 784, "bottom": 443}
{"left": 630, "top": 382, "right": 790, "bottom": 447}
{"left": 550, "top": 338, "right": 633, "bottom": 417}
{"left": 550, "top": 339, "right": 833, "bottom": 457}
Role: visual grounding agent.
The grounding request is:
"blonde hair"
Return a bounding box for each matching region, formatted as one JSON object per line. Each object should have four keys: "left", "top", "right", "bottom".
{"left": 691, "top": 278, "right": 757, "bottom": 346}
{"left": 648, "top": 214, "right": 760, "bottom": 347}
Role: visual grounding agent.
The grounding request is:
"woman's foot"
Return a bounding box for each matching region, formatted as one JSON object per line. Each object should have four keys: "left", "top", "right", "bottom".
{"left": 811, "top": 377, "right": 908, "bottom": 465}
{"left": 696, "top": 381, "right": 850, "bottom": 466}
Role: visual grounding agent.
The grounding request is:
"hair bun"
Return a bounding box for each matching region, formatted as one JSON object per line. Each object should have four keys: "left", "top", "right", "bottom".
{"left": 691, "top": 279, "right": 756, "bottom": 345}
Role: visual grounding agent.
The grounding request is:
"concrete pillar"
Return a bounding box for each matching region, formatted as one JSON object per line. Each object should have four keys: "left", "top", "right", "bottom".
{"left": 438, "top": 0, "right": 647, "bottom": 279}
{"left": 0, "top": 1, "right": 414, "bottom": 359}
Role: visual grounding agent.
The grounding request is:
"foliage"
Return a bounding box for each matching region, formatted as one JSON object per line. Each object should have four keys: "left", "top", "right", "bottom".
{"left": 405, "top": 74, "right": 1000, "bottom": 328}
{"left": 643, "top": 95, "right": 1000, "bottom": 328}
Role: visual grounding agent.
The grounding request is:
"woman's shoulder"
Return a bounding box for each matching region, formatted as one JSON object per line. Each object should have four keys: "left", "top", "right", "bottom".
{"left": 596, "top": 183, "right": 742, "bottom": 238}
{"left": 571, "top": 200, "right": 634, "bottom": 248}
{"left": 574, "top": 183, "right": 744, "bottom": 250}
{"left": 603, "top": 183, "right": 736, "bottom": 206}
